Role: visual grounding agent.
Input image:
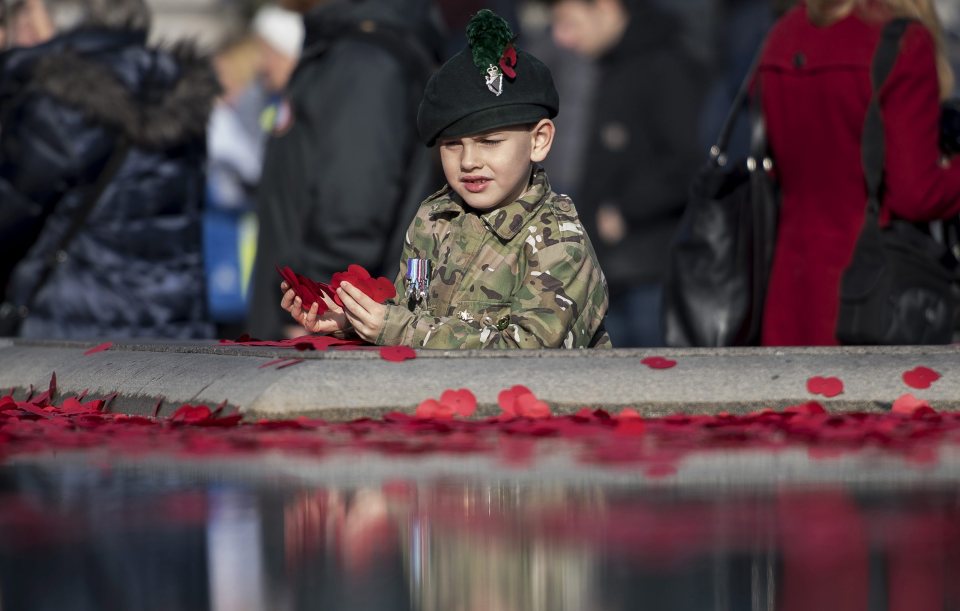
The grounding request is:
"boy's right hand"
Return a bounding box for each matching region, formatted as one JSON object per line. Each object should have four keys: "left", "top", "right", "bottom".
{"left": 280, "top": 281, "right": 349, "bottom": 335}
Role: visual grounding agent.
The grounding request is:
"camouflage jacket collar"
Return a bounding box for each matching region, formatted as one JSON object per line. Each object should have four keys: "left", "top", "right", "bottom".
{"left": 429, "top": 166, "right": 550, "bottom": 241}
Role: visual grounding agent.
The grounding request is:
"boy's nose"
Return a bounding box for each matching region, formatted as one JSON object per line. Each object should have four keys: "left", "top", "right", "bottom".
{"left": 460, "top": 144, "right": 482, "bottom": 171}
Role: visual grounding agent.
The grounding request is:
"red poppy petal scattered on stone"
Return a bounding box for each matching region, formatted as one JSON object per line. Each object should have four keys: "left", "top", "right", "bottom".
{"left": 170, "top": 404, "right": 213, "bottom": 424}
{"left": 615, "top": 419, "right": 647, "bottom": 436}
{"left": 379, "top": 346, "right": 416, "bottom": 362}
{"left": 497, "top": 385, "right": 533, "bottom": 416}
{"left": 783, "top": 401, "right": 827, "bottom": 417}
{"left": 892, "top": 393, "right": 933, "bottom": 416}
{"left": 258, "top": 358, "right": 290, "bottom": 369}
{"left": 440, "top": 389, "right": 477, "bottom": 418}
{"left": 515, "top": 393, "right": 551, "bottom": 419}
{"left": 415, "top": 398, "right": 452, "bottom": 420}
{"left": 806, "top": 376, "right": 844, "bottom": 398}
{"left": 83, "top": 342, "right": 113, "bottom": 356}
{"left": 902, "top": 366, "right": 941, "bottom": 390}
{"left": 276, "top": 358, "right": 304, "bottom": 369}
{"left": 640, "top": 356, "right": 677, "bottom": 370}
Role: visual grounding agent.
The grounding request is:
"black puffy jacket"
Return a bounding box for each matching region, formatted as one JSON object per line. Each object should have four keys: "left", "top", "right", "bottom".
{"left": 0, "top": 27, "right": 219, "bottom": 339}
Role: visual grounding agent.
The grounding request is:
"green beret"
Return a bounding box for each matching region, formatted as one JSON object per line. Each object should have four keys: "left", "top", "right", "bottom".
{"left": 417, "top": 10, "right": 559, "bottom": 146}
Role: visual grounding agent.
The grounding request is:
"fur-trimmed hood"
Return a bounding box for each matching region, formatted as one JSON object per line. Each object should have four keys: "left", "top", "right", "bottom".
{"left": 0, "top": 27, "right": 220, "bottom": 150}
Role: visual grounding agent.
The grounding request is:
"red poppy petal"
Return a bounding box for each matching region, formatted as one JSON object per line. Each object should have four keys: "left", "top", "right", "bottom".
{"left": 440, "top": 389, "right": 477, "bottom": 418}
{"left": 892, "top": 393, "right": 933, "bottom": 416}
{"left": 902, "top": 366, "right": 941, "bottom": 390}
{"left": 641, "top": 356, "right": 677, "bottom": 370}
{"left": 276, "top": 358, "right": 305, "bottom": 369}
{"left": 497, "top": 384, "right": 533, "bottom": 416}
{"left": 171, "top": 404, "right": 213, "bottom": 424}
{"left": 806, "top": 376, "right": 844, "bottom": 398}
{"left": 83, "top": 342, "right": 113, "bottom": 356}
{"left": 516, "top": 393, "right": 551, "bottom": 419}
{"left": 615, "top": 419, "right": 646, "bottom": 436}
{"left": 499, "top": 45, "right": 517, "bottom": 79}
{"left": 380, "top": 346, "right": 416, "bottom": 362}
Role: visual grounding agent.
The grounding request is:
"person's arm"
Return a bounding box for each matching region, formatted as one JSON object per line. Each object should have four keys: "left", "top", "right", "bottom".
{"left": 374, "top": 240, "right": 603, "bottom": 349}
{"left": 881, "top": 24, "right": 960, "bottom": 220}
{"left": 297, "top": 42, "right": 415, "bottom": 279}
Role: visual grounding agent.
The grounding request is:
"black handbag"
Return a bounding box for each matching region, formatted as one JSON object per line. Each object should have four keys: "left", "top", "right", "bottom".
{"left": 0, "top": 139, "right": 130, "bottom": 336}
{"left": 836, "top": 19, "right": 960, "bottom": 345}
{"left": 663, "top": 50, "right": 779, "bottom": 347}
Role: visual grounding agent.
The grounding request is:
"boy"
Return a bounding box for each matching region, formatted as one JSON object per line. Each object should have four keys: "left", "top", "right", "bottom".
{"left": 281, "top": 10, "right": 610, "bottom": 349}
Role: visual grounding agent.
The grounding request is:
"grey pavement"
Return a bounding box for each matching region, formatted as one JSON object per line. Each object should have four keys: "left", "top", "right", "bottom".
{"left": 0, "top": 338, "right": 958, "bottom": 419}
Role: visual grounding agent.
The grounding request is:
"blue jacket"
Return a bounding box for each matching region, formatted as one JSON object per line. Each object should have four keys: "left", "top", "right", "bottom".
{"left": 0, "top": 27, "right": 219, "bottom": 339}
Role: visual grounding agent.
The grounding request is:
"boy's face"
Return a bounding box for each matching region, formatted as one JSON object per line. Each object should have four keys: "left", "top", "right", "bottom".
{"left": 438, "top": 120, "right": 555, "bottom": 212}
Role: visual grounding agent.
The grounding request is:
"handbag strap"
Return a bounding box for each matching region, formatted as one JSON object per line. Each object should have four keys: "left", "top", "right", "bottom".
{"left": 18, "top": 137, "right": 130, "bottom": 312}
{"left": 862, "top": 19, "right": 912, "bottom": 216}
{"left": 712, "top": 40, "right": 768, "bottom": 164}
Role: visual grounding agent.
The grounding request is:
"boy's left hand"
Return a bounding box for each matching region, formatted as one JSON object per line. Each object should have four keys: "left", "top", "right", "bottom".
{"left": 337, "top": 281, "right": 387, "bottom": 343}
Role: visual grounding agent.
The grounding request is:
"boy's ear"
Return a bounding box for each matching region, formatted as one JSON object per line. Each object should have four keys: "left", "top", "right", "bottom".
{"left": 529, "top": 119, "right": 555, "bottom": 163}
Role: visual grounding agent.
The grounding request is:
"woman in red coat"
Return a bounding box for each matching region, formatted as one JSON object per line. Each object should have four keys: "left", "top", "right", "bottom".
{"left": 759, "top": 0, "right": 960, "bottom": 345}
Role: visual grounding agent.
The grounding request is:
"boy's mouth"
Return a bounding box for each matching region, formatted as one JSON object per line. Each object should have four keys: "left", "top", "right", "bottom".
{"left": 461, "top": 176, "right": 492, "bottom": 194}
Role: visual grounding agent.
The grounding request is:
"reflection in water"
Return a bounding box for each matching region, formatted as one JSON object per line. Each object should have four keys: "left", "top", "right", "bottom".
{"left": 208, "top": 489, "right": 268, "bottom": 611}
{"left": 0, "top": 464, "right": 958, "bottom": 610}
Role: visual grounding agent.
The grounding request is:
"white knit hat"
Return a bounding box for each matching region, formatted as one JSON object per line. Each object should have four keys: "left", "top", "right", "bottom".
{"left": 252, "top": 5, "right": 304, "bottom": 59}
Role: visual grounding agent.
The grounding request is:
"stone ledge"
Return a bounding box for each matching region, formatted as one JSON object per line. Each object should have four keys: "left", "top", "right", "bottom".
{"left": 0, "top": 340, "right": 957, "bottom": 419}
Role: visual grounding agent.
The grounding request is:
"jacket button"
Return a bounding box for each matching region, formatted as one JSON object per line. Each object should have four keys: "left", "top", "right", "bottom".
{"left": 793, "top": 53, "right": 806, "bottom": 68}
{"left": 557, "top": 199, "right": 572, "bottom": 212}
{"left": 55, "top": 250, "right": 68, "bottom": 263}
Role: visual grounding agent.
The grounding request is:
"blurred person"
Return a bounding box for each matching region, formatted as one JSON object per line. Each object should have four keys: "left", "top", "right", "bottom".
{"left": 521, "top": 1, "right": 598, "bottom": 196}
{"left": 247, "top": 0, "right": 444, "bottom": 340}
{"left": 547, "top": 0, "right": 708, "bottom": 347}
{"left": 205, "top": 6, "right": 303, "bottom": 334}
{"left": 0, "top": 0, "right": 54, "bottom": 49}
{"left": 0, "top": 0, "right": 219, "bottom": 339}
{"left": 758, "top": 0, "right": 960, "bottom": 345}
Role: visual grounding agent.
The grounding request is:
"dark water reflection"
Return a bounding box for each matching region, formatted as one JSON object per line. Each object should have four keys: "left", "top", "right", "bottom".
{"left": 0, "top": 463, "right": 958, "bottom": 611}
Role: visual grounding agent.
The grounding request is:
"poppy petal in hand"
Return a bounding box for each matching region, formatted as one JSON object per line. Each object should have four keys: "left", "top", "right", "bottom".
{"left": 277, "top": 266, "right": 332, "bottom": 314}
{"left": 330, "top": 265, "right": 396, "bottom": 306}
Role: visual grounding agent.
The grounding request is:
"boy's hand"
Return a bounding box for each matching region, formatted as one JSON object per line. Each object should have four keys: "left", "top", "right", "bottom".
{"left": 280, "top": 281, "right": 348, "bottom": 335}
{"left": 337, "top": 281, "right": 387, "bottom": 343}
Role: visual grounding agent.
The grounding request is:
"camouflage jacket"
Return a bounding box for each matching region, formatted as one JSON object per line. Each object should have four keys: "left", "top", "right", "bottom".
{"left": 375, "top": 167, "right": 611, "bottom": 349}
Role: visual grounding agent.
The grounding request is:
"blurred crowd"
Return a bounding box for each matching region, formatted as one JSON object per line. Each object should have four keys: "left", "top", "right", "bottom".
{"left": 0, "top": 0, "right": 958, "bottom": 346}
